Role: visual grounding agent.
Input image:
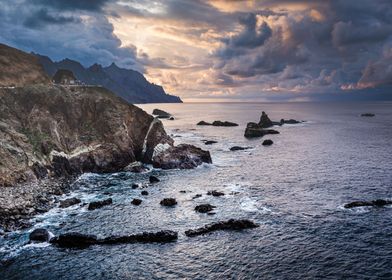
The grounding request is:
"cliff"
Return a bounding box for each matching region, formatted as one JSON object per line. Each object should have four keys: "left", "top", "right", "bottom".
{"left": 0, "top": 44, "right": 50, "bottom": 87}
{"left": 36, "top": 55, "right": 182, "bottom": 104}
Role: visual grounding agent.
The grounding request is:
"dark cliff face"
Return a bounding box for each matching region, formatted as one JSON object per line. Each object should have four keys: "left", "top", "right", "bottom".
{"left": 0, "top": 44, "right": 50, "bottom": 87}
{"left": 0, "top": 85, "right": 173, "bottom": 187}
{"left": 36, "top": 55, "right": 182, "bottom": 104}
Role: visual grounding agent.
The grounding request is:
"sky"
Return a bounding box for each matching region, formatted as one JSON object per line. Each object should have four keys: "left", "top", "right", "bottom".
{"left": 1, "top": 0, "right": 392, "bottom": 102}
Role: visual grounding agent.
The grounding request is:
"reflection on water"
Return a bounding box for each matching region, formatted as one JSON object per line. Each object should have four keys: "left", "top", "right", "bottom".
{"left": 1, "top": 102, "right": 392, "bottom": 279}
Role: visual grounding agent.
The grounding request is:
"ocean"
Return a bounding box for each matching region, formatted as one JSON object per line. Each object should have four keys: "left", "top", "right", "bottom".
{"left": 1, "top": 102, "right": 392, "bottom": 279}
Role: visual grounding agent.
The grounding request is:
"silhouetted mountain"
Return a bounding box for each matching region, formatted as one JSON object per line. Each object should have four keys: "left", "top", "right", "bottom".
{"left": 35, "top": 54, "right": 182, "bottom": 104}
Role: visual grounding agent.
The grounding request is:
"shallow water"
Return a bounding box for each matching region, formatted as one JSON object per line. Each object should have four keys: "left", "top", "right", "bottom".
{"left": 1, "top": 102, "right": 392, "bottom": 279}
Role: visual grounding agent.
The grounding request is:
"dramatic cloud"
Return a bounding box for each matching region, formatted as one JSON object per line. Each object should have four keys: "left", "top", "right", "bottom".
{"left": 1, "top": 0, "right": 392, "bottom": 101}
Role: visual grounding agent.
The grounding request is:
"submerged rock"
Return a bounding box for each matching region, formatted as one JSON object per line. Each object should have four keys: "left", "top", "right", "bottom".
{"left": 152, "top": 144, "right": 212, "bottom": 169}
{"left": 152, "top": 109, "right": 171, "bottom": 119}
{"left": 280, "top": 119, "right": 301, "bottom": 124}
{"left": 361, "top": 113, "right": 375, "bottom": 117}
{"left": 131, "top": 198, "right": 142, "bottom": 206}
{"left": 262, "top": 139, "right": 273, "bottom": 146}
{"left": 195, "top": 204, "right": 216, "bottom": 213}
{"left": 59, "top": 197, "right": 81, "bottom": 208}
{"left": 87, "top": 198, "right": 113, "bottom": 210}
{"left": 230, "top": 146, "right": 251, "bottom": 151}
{"left": 131, "top": 183, "right": 140, "bottom": 189}
{"left": 50, "top": 232, "right": 98, "bottom": 248}
{"left": 207, "top": 190, "right": 225, "bottom": 197}
{"left": 212, "top": 121, "right": 238, "bottom": 127}
{"left": 141, "top": 190, "right": 149, "bottom": 196}
{"left": 149, "top": 175, "right": 160, "bottom": 183}
{"left": 160, "top": 198, "right": 177, "bottom": 207}
{"left": 197, "top": 121, "right": 212, "bottom": 126}
{"left": 192, "top": 194, "right": 202, "bottom": 199}
{"left": 29, "top": 228, "right": 51, "bottom": 242}
{"left": 204, "top": 140, "right": 218, "bottom": 145}
{"left": 185, "top": 219, "right": 259, "bottom": 237}
{"left": 344, "top": 199, "right": 392, "bottom": 209}
{"left": 100, "top": 230, "right": 178, "bottom": 244}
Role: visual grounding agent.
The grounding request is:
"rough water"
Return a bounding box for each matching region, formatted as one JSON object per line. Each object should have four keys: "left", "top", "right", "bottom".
{"left": 1, "top": 102, "right": 392, "bottom": 279}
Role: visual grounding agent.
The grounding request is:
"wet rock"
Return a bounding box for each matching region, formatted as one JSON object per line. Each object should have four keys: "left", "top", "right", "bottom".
{"left": 207, "top": 190, "right": 225, "bottom": 197}
{"left": 141, "top": 190, "right": 149, "bottom": 196}
{"left": 361, "top": 113, "right": 375, "bottom": 117}
{"left": 99, "top": 230, "right": 178, "bottom": 245}
{"left": 131, "top": 198, "right": 142, "bottom": 206}
{"left": 197, "top": 121, "right": 212, "bottom": 126}
{"left": 258, "top": 111, "right": 273, "bottom": 128}
{"left": 204, "top": 140, "right": 217, "bottom": 145}
{"left": 125, "top": 162, "right": 149, "bottom": 173}
{"left": 160, "top": 198, "right": 177, "bottom": 207}
{"left": 262, "top": 139, "right": 273, "bottom": 146}
{"left": 152, "top": 109, "right": 172, "bottom": 119}
{"left": 230, "top": 146, "right": 251, "bottom": 151}
{"left": 192, "top": 194, "right": 202, "bottom": 199}
{"left": 179, "top": 190, "right": 187, "bottom": 193}
{"left": 244, "top": 122, "right": 280, "bottom": 138}
{"left": 152, "top": 144, "right": 212, "bottom": 169}
{"left": 29, "top": 228, "right": 51, "bottom": 242}
{"left": 344, "top": 199, "right": 392, "bottom": 209}
{"left": 131, "top": 183, "right": 140, "bottom": 189}
{"left": 185, "top": 219, "right": 259, "bottom": 237}
{"left": 212, "top": 121, "right": 238, "bottom": 127}
{"left": 59, "top": 197, "right": 81, "bottom": 208}
{"left": 87, "top": 198, "right": 113, "bottom": 210}
{"left": 280, "top": 119, "right": 301, "bottom": 124}
{"left": 195, "top": 204, "right": 216, "bottom": 213}
{"left": 149, "top": 175, "right": 160, "bottom": 183}
{"left": 50, "top": 232, "right": 98, "bottom": 248}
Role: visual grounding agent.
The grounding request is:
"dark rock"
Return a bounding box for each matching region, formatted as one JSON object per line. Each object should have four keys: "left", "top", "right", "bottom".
{"left": 141, "top": 190, "right": 149, "bottom": 196}
{"left": 185, "top": 219, "right": 259, "bottom": 237}
{"left": 59, "top": 197, "right": 81, "bottom": 208}
{"left": 244, "top": 122, "right": 280, "bottom": 138}
{"left": 179, "top": 190, "right": 187, "bottom": 193}
{"left": 152, "top": 109, "right": 171, "bottom": 118}
{"left": 197, "top": 121, "right": 212, "bottom": 126}
{"left": 131, "top": 198, "right": 142, "bottom": 206}
{"left": 50, "top": 232, "right": 98, "bottom": 248}
{"left": 29, "top": 228, "right": 51, "bottom": 242}
{"left": 207, "top": 190, "right": 225, "bottom": 197}
{"left": 230, "top": 146, "right": 251, "bottom": 151}
{"left": 152, "top": 144, "right": 212, "bottom": 169}
{"left": 160, "top": 198, "right": 177, "bottom": 207}
{"left": 195, "top": 204, "right": 216, "bottom": 213}
{"left": 87, "top": 198, "right": 113, "bottom": 210}
{"left": 169, "top": 117, "right": 175, "bottom": 120}
{"left": 259, "top": 111, "right": 274, "bottom": 128}
{"left": 204, "top": 140, "right": 217, "bottom": 145}
{"left": 31, "top": 162, "right": 48, "bottom": 179}
{"left": 131, "top": 183, "right": 139, "bottom": 189}
{"left": 280, "top": 119, "right": 301, "bottom": 124}
{"left": 262, "top": 139, "right": 273, "bottom": 146}
{"left": 344, "top": 199, "right": 392, "bottom": 209}
{"left": 149, "top": 175, "right": 160, "bottom": 183}
{"left": 125, "top": 163, "right": 149, "bottom": 173}
{"left": 192, "top": 194, "right": 202, "bottom": 199}
{"left": 99, "top": 230, "right": 178, "bottom": 245}
{"left": 361, "top": 113, "right": 375, "bottom": 117}
{"left": 212, "top": 121, "right": 238, "bottom": 127}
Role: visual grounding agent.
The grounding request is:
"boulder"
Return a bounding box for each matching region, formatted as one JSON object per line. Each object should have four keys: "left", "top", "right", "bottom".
{"left": 195, "top": 204, "right": 216, "bottom": 213}
{"left": 207, "top": 190, "right": 225, "bottom": 197}
{"left": 87, "top": 198, "right": 113, "bottom": 210}
{"left": 160, "top": 198, "right": 177, "bottom": 207}
{"left": 131, "top": 183, "right": 139, "bottom": 189}
{"left": 212, "top": 121, "right": 238, "bottom": 127}
{"left": 344, "top": 199, "right": 392, "bottom": 209}
{"left": 29, "top": 228, "right": 51, "bottom": 242}
{"left": 230, "top": 146, "right": 251, "bottom": 151}
{"left": 50, "top": 232, "right": 98, "bottom": 248}
{"left": 149, "top": 175, "right": 160, "bottom": 183}
{"left": 141, "top": 190, "right": 149, "bottom": 196}
{"left": 152, "top": 144, "right": 212, "bottom": 169}
{"left": 59, "top": 197, "right": 81, "bottom": 208}
{"left": 361, "top": 113, "right": 375, "bottom": 117}
{"left": 185, "top": 219, "right": 259, "bottom": 237}
{"left": 244, "top": 122, "right": 280, "bottom": 138}
{"left": 152, "top": 109, "right": 171, "bottom": 119}
{"left": 197, "top": 121, "right": 212, "bottom": 126}
{"left": 262, "top": 139, "right": 273, "bottom": 146}
{"left": 258, "top": 111, "right": 273, "bottom": 128}
{"left": 131, "top": 198, "right": 142, "bottom": 206}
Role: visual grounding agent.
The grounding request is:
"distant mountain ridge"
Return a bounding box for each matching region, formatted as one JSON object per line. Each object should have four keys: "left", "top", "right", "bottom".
{"left": 35, "top": 54, "right": 182, "bottom": 104}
